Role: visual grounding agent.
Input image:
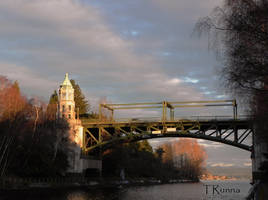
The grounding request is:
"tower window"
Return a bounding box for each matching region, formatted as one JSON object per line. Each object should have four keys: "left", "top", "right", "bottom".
{"left": 62, "top": 105, "right": 65, "bottom": 112}
{"left": 69, "top": 105, "right": 71, "bottom": 111}
{"left": 68, "top": 114, "right": 71, "bottom": 119}
{"left": 62, "top": 114, "right": 65, "bottom": 118}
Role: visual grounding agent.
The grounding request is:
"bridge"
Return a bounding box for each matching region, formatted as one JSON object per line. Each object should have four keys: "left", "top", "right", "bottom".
{"left": 81, "top": 100, "right": 253, "bottom": 153}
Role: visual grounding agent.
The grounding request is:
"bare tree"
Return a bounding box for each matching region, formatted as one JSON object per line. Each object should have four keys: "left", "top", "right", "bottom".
{"left": 195, "top": 0, "right": 268, "bottom": 140}
{"left": 195, "top": 0, "right": 268, "bottom": 94}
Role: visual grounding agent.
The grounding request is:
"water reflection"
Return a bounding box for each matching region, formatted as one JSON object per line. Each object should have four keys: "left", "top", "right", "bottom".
{"left": 67, "top": 191, "right": 88, "bottom": 200}
{"left": 0, "top": 181, "right": 250, "bottom": 200}
{"left": 65, "top": 188, "right": 122, "bottom": 200}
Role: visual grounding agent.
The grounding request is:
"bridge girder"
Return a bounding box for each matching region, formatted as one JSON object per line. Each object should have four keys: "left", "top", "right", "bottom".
{"left": 81, "top": 119, "right": 253, "bottom": 153}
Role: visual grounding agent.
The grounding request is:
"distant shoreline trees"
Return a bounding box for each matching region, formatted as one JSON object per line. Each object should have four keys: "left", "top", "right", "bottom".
{"left": 102, "top": 139, "right": 207, "bottom": 181}
{"left": 161, "top": 139, "right": 207, "bottom": 180}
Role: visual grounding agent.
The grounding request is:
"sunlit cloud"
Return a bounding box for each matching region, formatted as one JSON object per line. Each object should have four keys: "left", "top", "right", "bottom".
{"left": 210, "top": 163, "right": 234, "bottom": 167}
{"left": 243, "top": 162, "right": 252, "bottom": 167}
{"left": 167, "top": 78, "right": 181, "bottom": 85}
{"left": 199, "top": 141, "right": 224, "bottom": 149}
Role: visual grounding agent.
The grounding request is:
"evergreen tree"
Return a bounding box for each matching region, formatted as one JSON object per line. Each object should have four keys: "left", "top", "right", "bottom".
{"left": 70, "top": 79, "right": 89, "bottom": 115}
{"left": 139, "top": 140, "right": 153, "bottom": 153}
{"left": 49, "top": 90, "right": 58, "bottom": 104}
{"left": 47, "top": 90, "right": 58, "bottom": 120}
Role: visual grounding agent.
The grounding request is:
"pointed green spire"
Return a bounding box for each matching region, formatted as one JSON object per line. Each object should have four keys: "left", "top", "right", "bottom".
{"left": 61, "top": 73, "right": 73, "bottom": 87}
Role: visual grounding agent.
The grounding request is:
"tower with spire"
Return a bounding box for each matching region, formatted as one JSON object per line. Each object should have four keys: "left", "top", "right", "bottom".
{"left": 57, "top": 73, "right": 102, "bottom": 174}
{"left": 58, "top": 73, "right": 76, "bottom": 120}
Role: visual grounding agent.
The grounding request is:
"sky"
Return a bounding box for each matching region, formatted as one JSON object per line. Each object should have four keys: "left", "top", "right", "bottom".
{"left": 0, "top": 0, "right": 251, "bottom": 169}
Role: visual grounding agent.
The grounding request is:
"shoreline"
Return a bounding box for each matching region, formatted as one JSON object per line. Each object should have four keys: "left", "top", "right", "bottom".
{"left": 0, "top": 177, "right": 198, "bottom": 191}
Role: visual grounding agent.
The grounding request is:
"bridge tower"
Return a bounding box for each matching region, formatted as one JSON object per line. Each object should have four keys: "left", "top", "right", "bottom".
{"left": 58, "top": 73, "right": 82, "bottom": 146}
{"left": 58, "top": 73, "right": 76, "bottom": 121}
{"left": 58, "top": 73, "right": 101, "bottom": 175}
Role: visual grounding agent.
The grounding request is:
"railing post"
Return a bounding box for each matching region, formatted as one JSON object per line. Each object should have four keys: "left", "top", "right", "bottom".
{"left": 82, "top": 128, "right": 86, "bottom": 155}
{"left": 162, "top": 101, "right": 166, "bottom": 123}
{"left": 99, "top": 127, "right": 102, "bottom": 144}
{"left": 162, "top": 101, "right": 167, "bottom": 133}
{"left": 235, "top": 102, "right": 238, "bottom": 120}
{"left": 233, "top": 100, "right": 237, "bottom": 120}
{"left": 170, "top": 108, "right": 174, "bottom": 121}
{"left": 234, "top": 126, "right": 238, "bottom": 143}
{"left": 111, "top": 110, "right": 114, "bottom": 122}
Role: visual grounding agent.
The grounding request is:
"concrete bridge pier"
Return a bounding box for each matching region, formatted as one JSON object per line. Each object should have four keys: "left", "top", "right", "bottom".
{"left": 250, "top": 127, "right": 268, "bottom": 199}
{"left": 67, "top": 145, "right": 102, "bottom": 176}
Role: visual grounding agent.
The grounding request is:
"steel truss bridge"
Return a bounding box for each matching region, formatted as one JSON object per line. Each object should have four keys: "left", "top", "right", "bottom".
{"left": 81, "top": 100, "right": 253, "bottom": 153}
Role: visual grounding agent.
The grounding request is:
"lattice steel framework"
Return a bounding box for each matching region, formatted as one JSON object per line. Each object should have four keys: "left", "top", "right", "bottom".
{"left": 81, "top": 100, "right": 253, "bottom": 153}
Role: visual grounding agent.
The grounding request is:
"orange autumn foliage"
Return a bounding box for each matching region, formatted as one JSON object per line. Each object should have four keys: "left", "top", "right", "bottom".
{"left": 161, "top": 139, "right": 207, "bottom": 170}
{"left": 173, "top": 139, "right": 207, "bottom": 168}
{"left": 0, "top": 76, "right": 27, "bottom": 121}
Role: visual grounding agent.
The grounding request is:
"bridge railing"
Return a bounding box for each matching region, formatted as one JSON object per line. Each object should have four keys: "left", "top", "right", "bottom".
{"left": 95, "top": 100, "right": 243, "bottom": 123}
{"left": 81, "top": 115, "right": 251, "bottom": 124}
{"left": 113, "top": 115, "right": 250, "bottom": 122}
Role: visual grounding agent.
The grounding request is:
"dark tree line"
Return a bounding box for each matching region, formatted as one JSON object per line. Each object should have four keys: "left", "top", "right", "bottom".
{"left": 0, "top": 76, "right": 71, "bottom": 177}
{"left": 102, "top": 141, "right": 180, "bottom": 181}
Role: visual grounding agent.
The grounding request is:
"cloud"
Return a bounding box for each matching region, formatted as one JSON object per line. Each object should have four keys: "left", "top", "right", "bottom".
{"left": 243, "top": 162, "right": 252, "bottom": 167}
{"left": 198, "top": 140, "right": 224, "bottom": 149}
{"left": 184, "top": 77, "right": 199, "bottom": 84}
{"left": 0, "top": 0, "right": 208, "bottom": 106}
{"left": 88, "top": 0, "right": 232, "bottom": 103}
{"left": 0, "top": 61, "right": 57, "bottom": 98}
{"left": 167, "top": 78, "right": 181, "bottom": 85}
{"left": 151, "top": 0, "right": 223, "bottom": 20}
{"left": 210, "top": 163, "right": 234, "bottom": 167}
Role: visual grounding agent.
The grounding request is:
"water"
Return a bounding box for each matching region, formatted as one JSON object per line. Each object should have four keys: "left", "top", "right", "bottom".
{"left": 0, "top": 180, "right": 251, "bottom": 200}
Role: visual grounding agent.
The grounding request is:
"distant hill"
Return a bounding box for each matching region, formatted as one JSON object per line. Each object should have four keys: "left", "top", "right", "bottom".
{"left": 206, "top": 166, "right": 252, "bottom": 180}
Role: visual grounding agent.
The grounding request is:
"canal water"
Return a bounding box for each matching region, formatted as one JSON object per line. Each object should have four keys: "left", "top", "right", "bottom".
{"left": 0, "top": 180, "right": 250, "bottom": 200}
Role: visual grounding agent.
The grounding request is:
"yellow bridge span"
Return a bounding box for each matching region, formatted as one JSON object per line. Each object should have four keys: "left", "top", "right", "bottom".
{"left": 81, "top": 100, "right": 253, "bottom": 153}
